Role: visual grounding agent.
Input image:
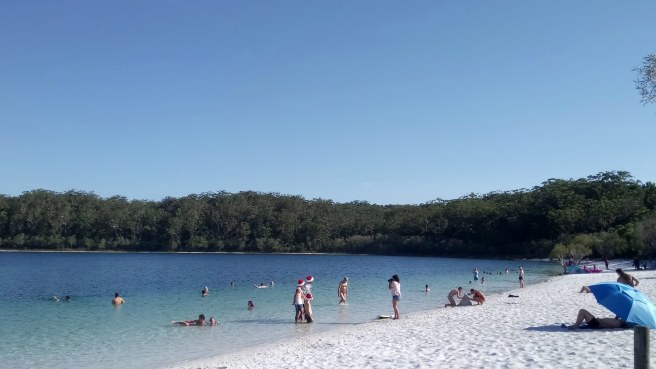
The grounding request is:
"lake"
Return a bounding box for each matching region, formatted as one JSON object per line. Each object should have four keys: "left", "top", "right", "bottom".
{"left": 0, "top": 252, "right": 560, "bottom": 368}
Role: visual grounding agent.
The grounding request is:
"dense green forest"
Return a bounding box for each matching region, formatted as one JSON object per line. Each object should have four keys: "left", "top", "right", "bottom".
{"left": 1, "top": 171, "right": 655, "bottom": 260}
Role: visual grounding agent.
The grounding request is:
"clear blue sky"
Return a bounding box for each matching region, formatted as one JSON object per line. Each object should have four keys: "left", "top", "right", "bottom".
{"left": 2, "top": 1, "right": 655, "bottom": 205}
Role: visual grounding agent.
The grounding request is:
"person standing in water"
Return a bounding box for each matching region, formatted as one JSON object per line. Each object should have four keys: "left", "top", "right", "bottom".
{"left": 304, "top": 293, "right": 314, "bottom": 323}
{"left": 519, "top": 266, "right": 525, "bottom": 288}
{"left": 389, "top": 275, "right": 401, "bottom": 320}
{"left": 112, "top": 292, "right": 125, "bottom": 305}
{"left": 473, "top": 268, "right": 479, "bottom": 281}
{"left": 338, "top": 277, "right": 349, "bottom": 304}
{"left": 293, "top": 280, "right": 305, "bottom": 323}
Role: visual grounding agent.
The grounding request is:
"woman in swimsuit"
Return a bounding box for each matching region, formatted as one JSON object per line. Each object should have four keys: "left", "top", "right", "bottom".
{"left": 469, "top": 289, "right": 486, "bottom": 305}
{"left": 338, "top": 277, "right": 349, "bottom": 304}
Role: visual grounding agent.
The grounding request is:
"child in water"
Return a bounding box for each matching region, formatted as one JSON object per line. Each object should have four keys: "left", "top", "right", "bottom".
{"left": 304, "top": 293, "right": 314, "bottom": 323}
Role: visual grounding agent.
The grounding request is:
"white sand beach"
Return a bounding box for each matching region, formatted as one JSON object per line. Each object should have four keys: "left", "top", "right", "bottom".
{"left": 167, "top": 269, "right": 656, "bottom": 369}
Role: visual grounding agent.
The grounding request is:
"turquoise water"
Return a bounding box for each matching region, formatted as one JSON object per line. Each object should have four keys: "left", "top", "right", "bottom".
{"left": 0, "top": 252, "right": 560, "bottom": 368}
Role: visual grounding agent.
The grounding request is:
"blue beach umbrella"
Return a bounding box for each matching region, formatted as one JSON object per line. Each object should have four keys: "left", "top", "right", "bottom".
{"left": 589, "top": 282, "right": 656, "bottom": 329}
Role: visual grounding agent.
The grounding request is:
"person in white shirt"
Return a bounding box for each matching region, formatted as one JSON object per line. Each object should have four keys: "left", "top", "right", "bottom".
{"left": 388, "top": 274, "right": 401, "bottom": 320}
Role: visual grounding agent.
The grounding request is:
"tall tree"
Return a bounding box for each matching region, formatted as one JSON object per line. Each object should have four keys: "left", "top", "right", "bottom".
{"left": 634, "top": 54, "right": 656, "bottom": 105}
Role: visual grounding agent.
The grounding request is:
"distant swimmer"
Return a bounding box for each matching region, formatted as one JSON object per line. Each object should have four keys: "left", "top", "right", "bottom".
{"left": 209, "top": 316, "right": 218, "bottom": 326}
{"left": 52, "top": 295, "right": 60, "bottom": 301}
{"left": 112, "top": 292, "right": 125, "bottom": 305}
{"left": 230, "top": 281, "right": 235, "bottom": 288}
{"left": 65, "top": 295, "right": 71, "bottom": 302}
{"left": 172, "top": 314, "right": 206, "bottom": 326}
{"left": 253, "top": 283, "right": 268, "bottom": 289}
{"left": 248, "top": 300, "right": 255, "bottom": 309}
{"left": 424, "top": 285, "right": 430, "bottom": 292}
{"left": 201, "top": 286, "right": 209, "bottom": 297}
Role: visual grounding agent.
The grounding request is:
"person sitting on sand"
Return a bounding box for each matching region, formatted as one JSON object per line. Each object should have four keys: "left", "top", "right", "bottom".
{"left": 173, "top": 314, "right": 206, "bottom": 326}
{"left": 565, "top": 309, "right": 626, "bottom": 330}
{"left": 445, "top": 287, "right": 464, "bottom": 307}
{"left": 209, "top": 316, "right": 218, "bottom": 326}
{"left": 616, "top": 268, "right": 639, "bottom": 287}
{"left": 112, "top": 292, "right": 125, "bottom": 305}
{"left": 469, "top": 289, "right": 486, "bottom": 305}
{"left": 338, "top": 277, "right": 349, "bottom": 304}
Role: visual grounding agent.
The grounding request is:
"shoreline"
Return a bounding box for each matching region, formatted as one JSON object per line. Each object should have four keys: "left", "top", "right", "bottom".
{"left": 0, "top": 249, "right": 546, "bottom": 263}
{"left": 166, "top": 268, "right": 656, "bottom": 369}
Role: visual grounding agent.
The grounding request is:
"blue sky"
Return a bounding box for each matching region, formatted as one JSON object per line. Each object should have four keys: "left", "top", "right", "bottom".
{"left": 1, "top": 1, "right": 655, "bottom": 205}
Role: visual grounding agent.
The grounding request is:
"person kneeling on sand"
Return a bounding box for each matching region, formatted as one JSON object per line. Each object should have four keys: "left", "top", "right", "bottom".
{"left": 445, "top": 287, "right": 464, "bottom": 307}
{"left": 565, "top": 309, "right": 626, "bottom": 330}
{"left": 469, "top": 289, "right": 486, "bottom": 305}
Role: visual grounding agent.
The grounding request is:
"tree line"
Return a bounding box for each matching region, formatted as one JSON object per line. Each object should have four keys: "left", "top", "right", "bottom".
{"left": 1, "top": 171, "right": 655, "bottom": 260}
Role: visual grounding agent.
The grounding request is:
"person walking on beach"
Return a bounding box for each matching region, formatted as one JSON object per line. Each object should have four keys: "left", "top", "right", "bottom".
{"left": 338, "top": 277, "right": 349, "bottom": 304}
{"left": 112, "top": 292, "right": 125, "bottom": 305}
{"left": 519, "top": 266, "right": 525, "bottom": 288}
{"left": 604, "top": 258, "right": 609, "bottom": 270}
{"left": 616, "top": 268, "right": 639, "bottom": 287}
{"left": 293, "top": 281, "right": 305, "bottom": 323}
{"left": 445, "top": 287, "right": 464, "bottom": 307}
{"left": 389, "top": 275, "right": 401, "bottom": 319}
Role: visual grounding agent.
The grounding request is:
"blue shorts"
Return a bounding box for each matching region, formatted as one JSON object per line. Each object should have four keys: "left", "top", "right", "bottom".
{"left": 392, "top": 295, "right": 401, "bottom": 302}
{"left": 295, "top": 304, "right": 304, "bottom": 313}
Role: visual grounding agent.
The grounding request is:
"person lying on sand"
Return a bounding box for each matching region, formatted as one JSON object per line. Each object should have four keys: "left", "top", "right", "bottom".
{"left": 565, "top": 309, "right": 626, "bottom": 330}
{"left": 579, "top": 286, "right": 592, "bottom": 293}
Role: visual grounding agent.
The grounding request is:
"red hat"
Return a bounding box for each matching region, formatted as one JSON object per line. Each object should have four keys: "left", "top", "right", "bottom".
{"left": 306, "top": 275, "right": 314, "bottom": 283}
{"left": 306, "top": 293, "right": 313, "bottom": 300}
{"left": 297, "top": 279, "right": 305, "bottom": 287}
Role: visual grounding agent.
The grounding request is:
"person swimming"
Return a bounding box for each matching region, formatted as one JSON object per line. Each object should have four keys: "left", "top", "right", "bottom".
{"left": 172, "top": 314, "right": 206, "bottom": 326}
{"left": 248, "top": 300, "right": 255, "bottom": 309}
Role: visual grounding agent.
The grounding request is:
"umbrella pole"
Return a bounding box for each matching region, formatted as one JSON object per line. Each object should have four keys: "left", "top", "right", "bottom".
{"left": 635, "top": 325, "right": 650, "bottom": 369}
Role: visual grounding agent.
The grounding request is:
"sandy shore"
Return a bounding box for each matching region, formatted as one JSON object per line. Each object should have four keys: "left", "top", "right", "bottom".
{"left": 167, "top": 269, "right": 656, "bottom": 369}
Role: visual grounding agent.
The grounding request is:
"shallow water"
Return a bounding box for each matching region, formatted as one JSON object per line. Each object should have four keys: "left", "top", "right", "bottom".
{"left": 0, "top": 252, "right": 560, "bottom": 368}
